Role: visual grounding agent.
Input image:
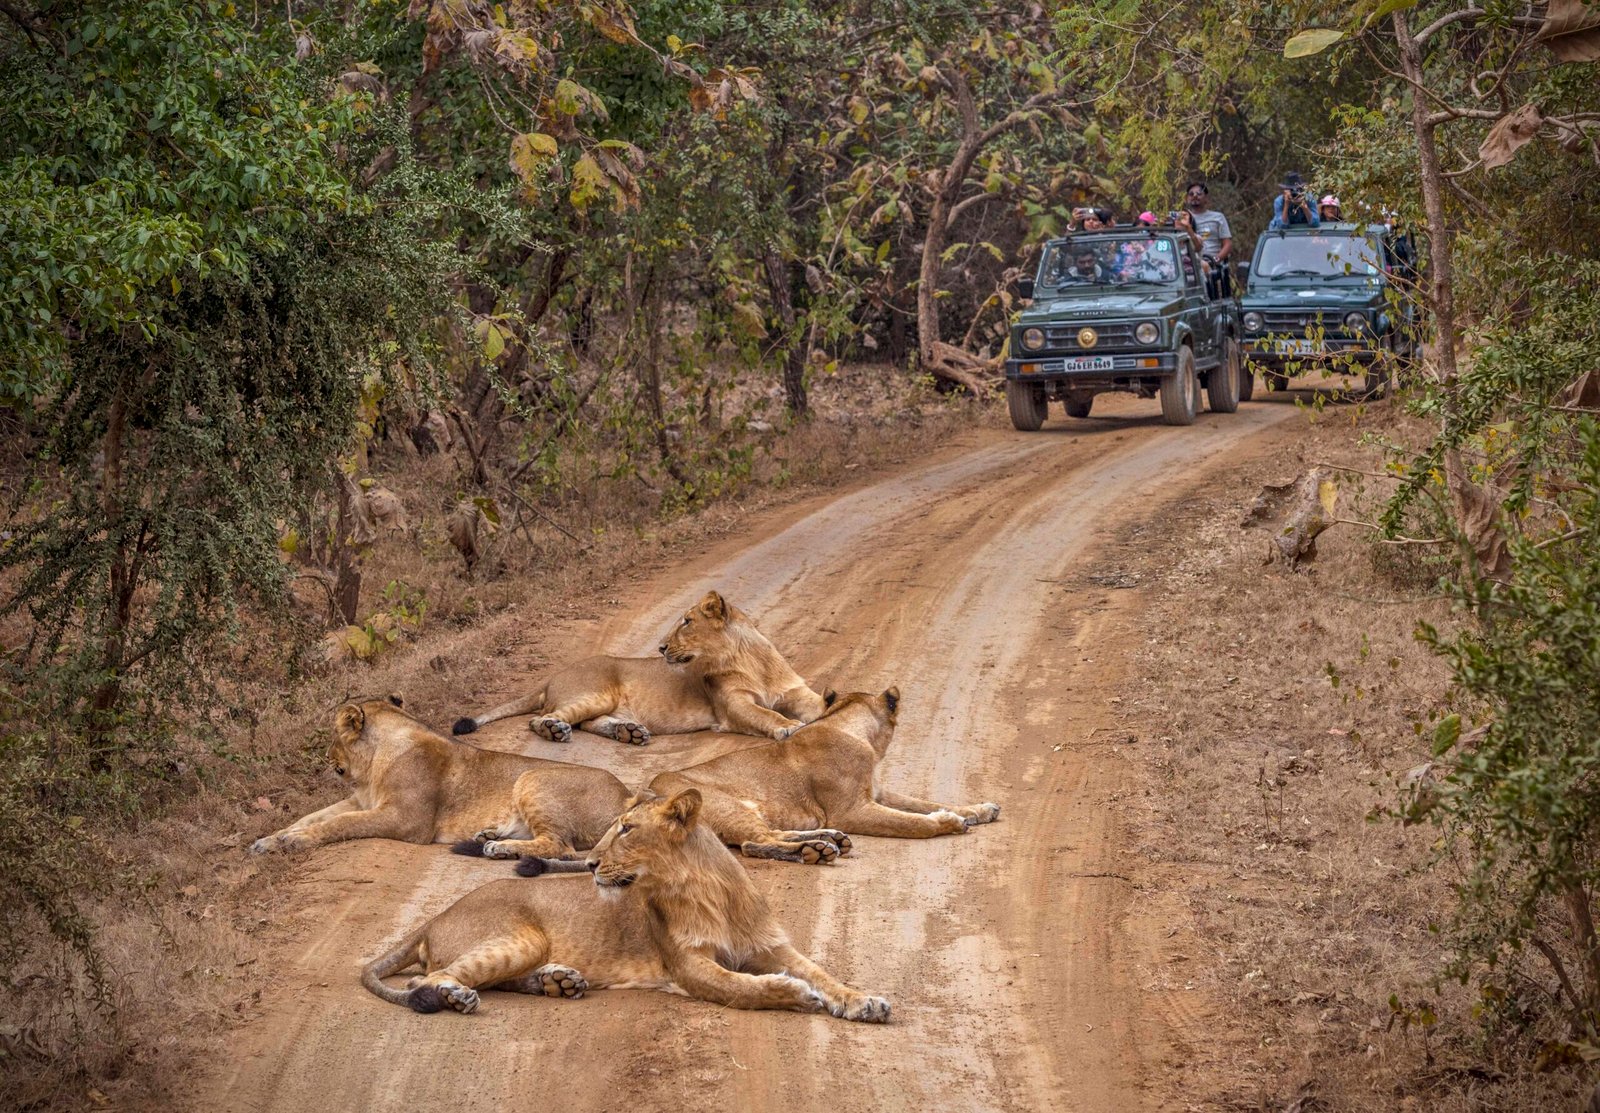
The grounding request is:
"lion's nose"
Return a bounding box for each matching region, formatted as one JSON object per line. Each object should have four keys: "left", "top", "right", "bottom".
{"left": 657, "top": 644, "right": 668, "bottom": 655}
{"left": 585, "top": 859, "right": 599, "bottom": 872}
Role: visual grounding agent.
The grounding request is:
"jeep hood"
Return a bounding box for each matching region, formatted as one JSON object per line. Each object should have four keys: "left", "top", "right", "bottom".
{"left": 1240, "top": 285, "right": 1383, "bottom": 311}
{"left": 1022, "top": 292, "right": 1182, "bottom": 321}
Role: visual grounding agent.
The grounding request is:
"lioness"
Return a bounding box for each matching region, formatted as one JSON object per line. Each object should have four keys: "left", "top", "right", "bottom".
{"left": 644, "top": 687, "right": 1000, "bottom": 864}
{"left": 450, "top": 590, "right": 827, "bottom": 746}
{"left": 361, "top": 789, "right": 890, "bottom": 1022}
{"left": 250, "top": 696, "right": 630, "bottom": 859}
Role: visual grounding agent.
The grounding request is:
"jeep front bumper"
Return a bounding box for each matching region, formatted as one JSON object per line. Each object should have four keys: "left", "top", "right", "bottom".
{"left": 1004, "top": 351, "right": 1177, "bottom": 381}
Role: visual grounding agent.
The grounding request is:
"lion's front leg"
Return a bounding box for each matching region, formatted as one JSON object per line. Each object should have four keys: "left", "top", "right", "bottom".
{"left": 280, "top": 796, "right": 360, "bottom": 833}
{"left": 875, "top": 790, "right": 1000, "bottom": 826}
{"left": 746, "top": 944, "right": 890, "bottom": 1023}
{"left": 667, "top": 949, "right": 826, "bottom": 1013}
{"left": 715, "top": 690, "right": 805, "bottom": 740}
{"left": 251, "top": 807, "right": 416, "bottom": 853}
{"left": 832, "top": 801, "right": 969, "bottom": 839}
{"left": 776, "top": 685, "right": 830, "bottom": 725}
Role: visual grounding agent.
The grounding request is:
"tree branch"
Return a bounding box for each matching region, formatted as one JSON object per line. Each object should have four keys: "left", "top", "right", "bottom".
{"left": 949, "top": 191, "right": 1001, "bottom": 222}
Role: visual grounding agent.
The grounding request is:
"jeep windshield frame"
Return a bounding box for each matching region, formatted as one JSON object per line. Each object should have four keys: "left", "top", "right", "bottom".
{"left": 1252, "top": 226, "right": 1385, "bottom": 286}
{"left": 1036, "top": 232, "right": 1188, "bottom": 294}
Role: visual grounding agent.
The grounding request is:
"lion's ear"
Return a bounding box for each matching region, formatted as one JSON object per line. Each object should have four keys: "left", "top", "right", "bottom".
{"left": 386, "top": 693, "right": 404, "bottom": 709}
{"left": 334, "top": 703, "right": 365, "bottom": 737}
{"left": 823, "top": 689, "right": 837, "bottom": 708}
{"left": 882, "top": 686, "right": 900, "bottom": 716}
{"left": 623, "top": 791, "right": 657, "bottom": 811}
{"left": 663, "top": 789, "right": 702, "bottom": 828}
{"left": 699, "top": 590, "right": 728, "bottom": 621}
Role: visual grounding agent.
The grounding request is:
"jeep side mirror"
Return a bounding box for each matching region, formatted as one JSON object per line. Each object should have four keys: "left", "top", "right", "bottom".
{"left": 1236, "top": 262, "right": 1250, "bottom": 283}
{"left": 1015, "top": 278, "right": 1034, "bottom": 300}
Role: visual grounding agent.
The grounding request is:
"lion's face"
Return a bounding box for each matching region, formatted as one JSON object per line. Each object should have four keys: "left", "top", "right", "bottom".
{"left": 659, "top": 590, "right": 742, "bottom": 665}
{"left": 586, "top": 790, "right": 703, "bottom": 890}
{"left": 327, "top": 694, "right": 406, "bottom": 785}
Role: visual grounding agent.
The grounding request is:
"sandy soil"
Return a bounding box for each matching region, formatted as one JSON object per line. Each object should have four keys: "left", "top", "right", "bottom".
{"left": 197, "top": 395, "right": 1297, "bottom": 1113}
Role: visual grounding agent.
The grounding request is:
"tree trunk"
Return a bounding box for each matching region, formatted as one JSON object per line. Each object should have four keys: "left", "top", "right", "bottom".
{"left": 88, "top": 392, "right": 129, "bottom": 737}
{"left": 1565, "top": 880, "right": 1600, "bottom": 1030}
{"left": 763, "top": 248, "right": 808, "bottom": 416}
{"left": 1394, "top": 11, "right": 1508, "bottom": 578}
{"left": 637, "top": 267, "right": 687, "bottom": 486}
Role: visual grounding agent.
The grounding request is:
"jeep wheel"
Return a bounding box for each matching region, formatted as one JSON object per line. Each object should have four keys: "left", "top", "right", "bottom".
{"left": 1207, "top": 337, "right": 1241, "bottom": 414}
{"left": 1006, "top": 380, "right": 1048, "bottom": 431}
{"left": 1160, "top": 346, "right": 1200, "bottom": 426}
{"left": 1365, "top": 342, "right": 1394, "bottom": 398}
{"left": 1239, "top": 360, "right": 1256, "bottom": 402}
{"left": 1064, "top": 392, "right": 1093, "bottom": 419}
{"left": 1267, "top": 370, "right": 1290, "bottom": 392}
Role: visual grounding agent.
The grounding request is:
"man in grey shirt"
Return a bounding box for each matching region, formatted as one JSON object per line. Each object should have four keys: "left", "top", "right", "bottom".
{"left": 1184, "top": 181, "right": 1234, "bottom": 297}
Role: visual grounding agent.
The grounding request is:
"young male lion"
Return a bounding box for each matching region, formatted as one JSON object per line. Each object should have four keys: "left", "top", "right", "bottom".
{"left": 643, "top": 687, "right": 1000, "bottom": 864}
{"left": 450, "top": 590, "right": 827, "bottom": 746}
{"left": 361, "top": 789, "right": 890, "bottom": 1022}
{"left": 250, "top": 696, "right": 630, "bottom": 859}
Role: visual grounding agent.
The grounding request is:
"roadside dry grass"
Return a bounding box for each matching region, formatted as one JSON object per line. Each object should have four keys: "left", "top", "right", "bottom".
{"left": 0, "top": 364, "right": 978, "bottom": 1112}
{"left": 1111, "top": 389, "right": 1585, "bottom": 1111}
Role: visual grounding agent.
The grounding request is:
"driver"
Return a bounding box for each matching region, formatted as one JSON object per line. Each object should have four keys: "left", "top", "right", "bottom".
{"left": 1063, "top": 248, "right": 1104, "bottom": 283}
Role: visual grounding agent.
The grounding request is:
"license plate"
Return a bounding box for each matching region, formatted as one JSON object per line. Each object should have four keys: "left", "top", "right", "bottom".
{"left": 1282, "top": 339, "right": 1323, "bottom": 356}
{"left": 1061, "top": 356, "right": 1115, "bottom": 372}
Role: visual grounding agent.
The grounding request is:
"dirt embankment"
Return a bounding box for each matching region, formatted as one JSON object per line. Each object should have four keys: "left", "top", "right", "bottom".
{"left": 198, "top": 395, "right": 1300, "bottom": 1113}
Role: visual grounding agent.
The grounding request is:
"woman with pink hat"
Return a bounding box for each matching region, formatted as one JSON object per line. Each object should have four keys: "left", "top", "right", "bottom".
{"left": 1318, "top": 195, "right": 1342, "bottom": 221}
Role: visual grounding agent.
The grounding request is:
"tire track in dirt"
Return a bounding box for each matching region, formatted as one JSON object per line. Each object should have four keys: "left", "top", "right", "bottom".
{"left": 198, "top": 397, "right": 1294, "bottom": 1113}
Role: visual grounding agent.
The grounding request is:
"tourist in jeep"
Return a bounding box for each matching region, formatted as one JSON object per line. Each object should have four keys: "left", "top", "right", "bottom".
{"left": 1183, "top": 182, "right": 1233, "bottom": 296}
{"left": 1269, "top": 171, "right": 1319, "bottom": 229}
{"left": 1318, "top": 194, "right": 1342, "bottom": 222}
{"left": 1061, "top": 248, "right": 1105, "bottom": 284}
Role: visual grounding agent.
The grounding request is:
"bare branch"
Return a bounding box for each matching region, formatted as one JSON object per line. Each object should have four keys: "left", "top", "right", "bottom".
{"left": 949, "top": 191, "right": 1001, "bottom": 222}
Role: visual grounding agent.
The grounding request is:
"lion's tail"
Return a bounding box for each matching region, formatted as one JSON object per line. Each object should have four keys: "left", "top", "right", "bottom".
{"left": 452, "top": 685, "right": 548, "bottom": 736}
{"left": 361, "top": 930, "right": 426, "bottom": 1007}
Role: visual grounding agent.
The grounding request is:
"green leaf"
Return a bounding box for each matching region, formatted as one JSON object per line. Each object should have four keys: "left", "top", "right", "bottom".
{"left": 1284, "top": 28, "right": 1346, "bottom": 57}
{"left": 1366, "top": 0, "right": 1420, "bottom": 27}
{"left": 1432, "top": 714, "right": 1461, "bottom": 756}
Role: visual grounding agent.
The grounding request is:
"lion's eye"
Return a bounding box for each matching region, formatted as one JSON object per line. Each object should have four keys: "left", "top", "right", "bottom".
{"left": 680, "top": 617, "right": 690, "bottom": 627}
{"left": 618, "top": 824, "right": 633, "bottom": 836}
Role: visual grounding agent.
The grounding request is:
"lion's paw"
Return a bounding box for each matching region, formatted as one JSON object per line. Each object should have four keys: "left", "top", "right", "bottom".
{"left": 614, "top": 721, "right": 651, "bottom": 747}
{"left": 819, "top": 830, "right": 852, "bottom": 856}
{"left": 532, "top": 718, "right": 573, "bottom": 744}
{"left": 930, "top": 809, "right": 970, "bottom": 834}
{"left": 841, "top": 995, "right": 891, "bottom": 1024}
{"left": 968, "top": 803, "right": 1001, "bottom": 825}
{"left": 773, "top": 721, "right": 803, "bottom": 740}
{"left": 249, "top": 835, "right": 280, "bottom": 855}
{"left": 533, "top": 964, "right": 588, "bottom": 999}
{"left": 250, "top": 832, "right": 307, "bottom": 854}
{"left": 441, "top": 982, "right": 480, "bottom": 1015}
{"left": 798, "top": 839, "right": 839, "bottom": 866}
{"left": 473, "top": 827, "right": 506, "bottom": 844}
{"left": 479, "top": 840, "right": 517, "bottom": 860}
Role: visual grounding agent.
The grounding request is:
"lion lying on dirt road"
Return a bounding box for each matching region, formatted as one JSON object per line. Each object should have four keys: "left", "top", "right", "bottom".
{"left": 642, "top": 687, "right": 1000, "bottom": 864}
{"left": 450, "top": 590, "right": 828, "bottom": 746}
{"left": 250, "top": 696, "right": 630, "bottom": 859}
{"left": 361, "top": 789, "right": 891, "bottom": 1022}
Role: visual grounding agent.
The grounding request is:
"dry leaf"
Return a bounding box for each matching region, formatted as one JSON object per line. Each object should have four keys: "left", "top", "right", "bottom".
{"left": 1478, "top": 103, "right": 1544, "bottom": 170}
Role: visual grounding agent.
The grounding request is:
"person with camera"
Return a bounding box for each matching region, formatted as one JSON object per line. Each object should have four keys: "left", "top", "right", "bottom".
{"left": 1182, "top": 181, "right": 1233, "bottom": 297}
{"left": 1269, "top": 171, "right": 1320, "bottom": 229}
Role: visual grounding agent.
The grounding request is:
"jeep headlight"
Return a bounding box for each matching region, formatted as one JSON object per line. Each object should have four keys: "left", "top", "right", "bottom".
{"left": 1022, "top": 327, "right": 1046, "bottom": 351}
{"left": 1243, "top": 311, "right": 1264, "bottom": 333}
{"left": 1343, "top": 311, "right": 1367, "bottom": 332}
{"left": 1134, "top": 321, "right": 1159, "bottom": 345}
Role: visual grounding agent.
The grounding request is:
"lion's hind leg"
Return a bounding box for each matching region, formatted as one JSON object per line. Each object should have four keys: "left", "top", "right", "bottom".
{"left": 740, "top": 837, "right": 840, "bottom": 865}
{"left": 499, "top": 964, "right": 588, "bottom": 999}
{"left": 409, "top": 927, "right": 549, "bottom": 1016}
{"left": 875, "top": 789, "right": 1000, "bottom": 825}
{"left": 477, "top": 834, "right": 577, "bottom": 861}
{"left": 585, "top": 715, "right": 652, "bottom": 747}
{"left": 533, "top": 691, "right": 619, "bottom": 744}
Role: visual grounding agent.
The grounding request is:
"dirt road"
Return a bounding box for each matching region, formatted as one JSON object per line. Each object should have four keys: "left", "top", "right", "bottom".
{"left": 202, "top": 398, "right": 1294, "bottom": 1113}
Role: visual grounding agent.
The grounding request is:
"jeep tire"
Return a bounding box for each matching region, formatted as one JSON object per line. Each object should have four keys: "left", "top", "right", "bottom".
{"left": 1207, "top": 336, "right": 1241, "bottom": 414}
{"left": 1006, "top": 380, "right": 1048, "bottom": 431}
{"left": 1160, "top": 346, "right": 1200, "bottom": 426}
{"left": 1064, "top": 391, "right": 1094, "bottom": 419}
{"left": 1267, "top": 369, "right": 1290, "bottom": 392}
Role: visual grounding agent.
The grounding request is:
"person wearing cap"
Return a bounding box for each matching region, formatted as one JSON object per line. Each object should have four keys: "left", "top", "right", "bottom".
{"left": 1137, "top": 210, "right": 1157, "bottom": 226}
{"left": 1318, "top": 195, "right": 1342, "bottom": 221}
{"left": 1269, "top": 171, "right": 1320, "bottom": 229}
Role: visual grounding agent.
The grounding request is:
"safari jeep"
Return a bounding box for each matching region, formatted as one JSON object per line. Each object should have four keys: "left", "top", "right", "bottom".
{"left": 1238, "top": 222, "right": 1421, "bottom": 396}
{"left": 1003, "top": 227, "right": 1243, "bottom": 430}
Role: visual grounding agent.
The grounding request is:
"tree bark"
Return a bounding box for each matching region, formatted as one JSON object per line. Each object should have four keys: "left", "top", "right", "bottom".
{"left": 1393, "top": 11, "right": 1509, "bottom": 578}
{"left": 763, "top": 248, "right": 808, "bottom": 416}
{"left": 88, "top": 391, "right": 129, "bottom": 736}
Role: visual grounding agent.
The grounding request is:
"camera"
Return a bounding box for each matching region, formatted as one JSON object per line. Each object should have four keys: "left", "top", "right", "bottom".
{"left": 1289, "top": 186, "right": 1306, "bottom": 200}
{"left": 1167, "top": 210, "right": 1181, "bottom": 223}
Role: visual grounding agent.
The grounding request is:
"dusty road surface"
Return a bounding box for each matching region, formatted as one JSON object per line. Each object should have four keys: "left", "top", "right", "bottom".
{"left": 201, "top": 397, "right": 1294, "bottom": 1113}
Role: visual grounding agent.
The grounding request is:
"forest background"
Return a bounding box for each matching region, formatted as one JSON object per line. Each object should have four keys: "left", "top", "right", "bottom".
{"left": 0, "top": 0, "right": 1597, "bottom": 1108}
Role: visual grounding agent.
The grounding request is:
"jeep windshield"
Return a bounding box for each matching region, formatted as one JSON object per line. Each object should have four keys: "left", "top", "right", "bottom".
{"left": 1038, "top": 234, "right": 1183, "bottom": 291}
{"left": 1254, "top": 232, "right": 1382, "bottom": 283}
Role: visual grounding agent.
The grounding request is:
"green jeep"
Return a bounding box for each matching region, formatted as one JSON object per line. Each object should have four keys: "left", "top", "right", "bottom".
{"left": 1004, "top": 227, "right": 1243, "bottom": 430}
{"left": 1238, "top": 222, "right": 1420, "bottom": 395}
